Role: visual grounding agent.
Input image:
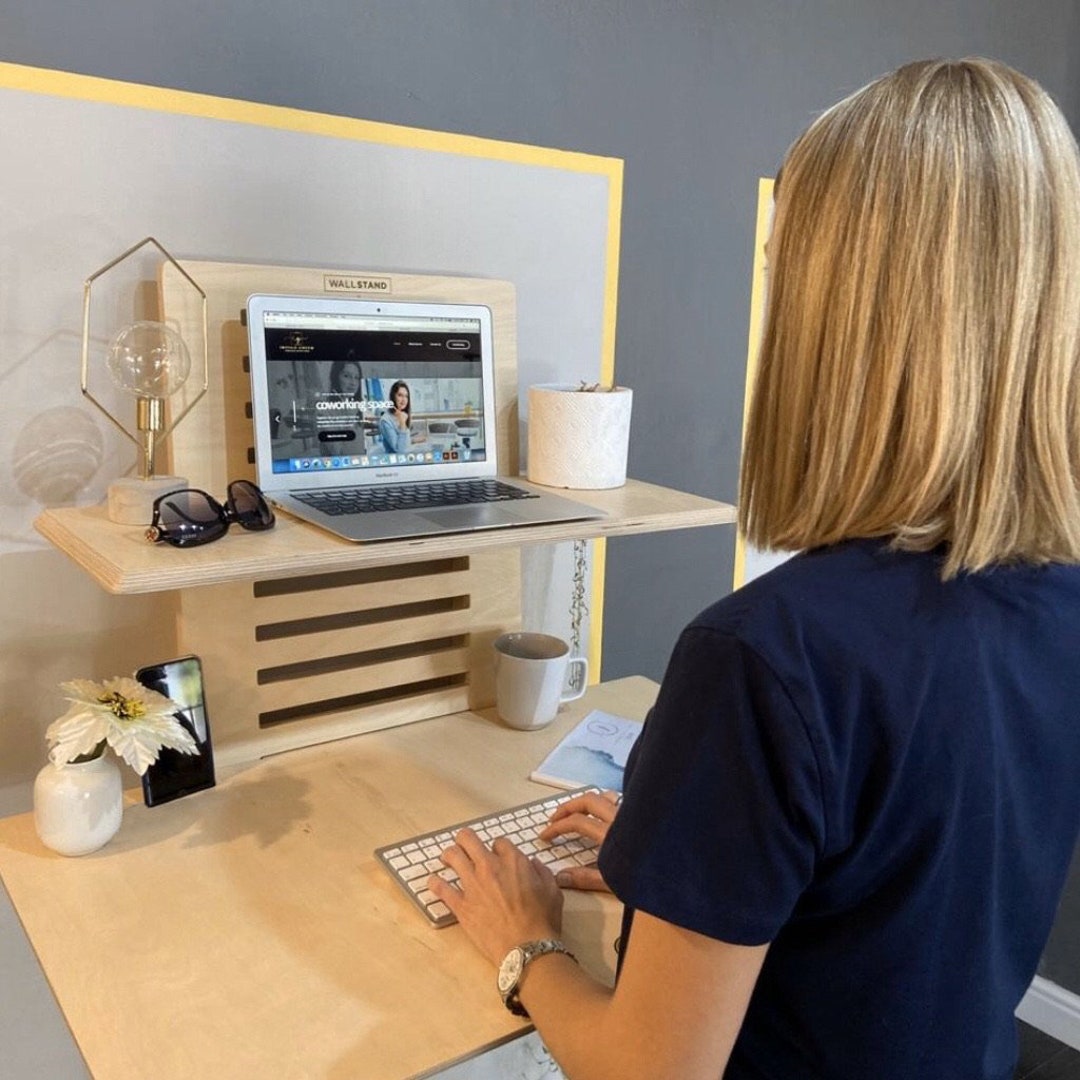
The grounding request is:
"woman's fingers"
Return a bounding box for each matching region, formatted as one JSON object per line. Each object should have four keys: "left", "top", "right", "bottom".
{"left": 428, "top": 830, "right": 564, "bottom": 964}
{"left": 432, "top": 793, "right": 621, "bottom": 911}
{"left": 548, "top": 790, "right": 620, "bottom": 824}
{"left": 438, "top": 826, "right": 486, "bottom": 876}
{"left": 541, "top": 811, "right": 610, "bottom": 845}
{"left": 541, "top": 790, "right": 621, "bottom": 844}
{"left": 539, "top": 791, "right": 621, "bottom": 895}
{"left": 554, "top": 865, "right": 611, "bottom": 892}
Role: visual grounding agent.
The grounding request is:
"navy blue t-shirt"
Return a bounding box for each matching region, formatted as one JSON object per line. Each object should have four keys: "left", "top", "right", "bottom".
{"left": 599, "top": 539, "right": 1080, "bottom": 1079}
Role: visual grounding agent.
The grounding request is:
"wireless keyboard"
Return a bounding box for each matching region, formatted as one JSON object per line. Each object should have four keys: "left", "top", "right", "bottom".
{"left": 375, "top": 787, "right": 602, "bottom": 927}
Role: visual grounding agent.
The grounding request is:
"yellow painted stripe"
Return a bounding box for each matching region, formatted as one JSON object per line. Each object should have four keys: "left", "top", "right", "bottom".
{"left": 733, "top": 177, "right": 774, "bottom": 590}
{"left": 599, "top": 160, "right": 625, "bottom": 384}
{"left": 0, "top": 58, "right": 623, "bottom": 682}
{"left": 0, "top": 61, "right": 621, "bottom": 176}
{"left": 589, "top": 157, "right": 624, "bottom": 681}
{"left": 588, "top": 535, "right": 607, "bottom": 683}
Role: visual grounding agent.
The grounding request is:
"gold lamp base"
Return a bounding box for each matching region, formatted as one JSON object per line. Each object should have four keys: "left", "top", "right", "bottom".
{"left": 107, "top": 475, "right": 188, "bottom": 526}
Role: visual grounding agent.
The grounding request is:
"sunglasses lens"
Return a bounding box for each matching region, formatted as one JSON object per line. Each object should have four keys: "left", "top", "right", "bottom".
{"left": 228, "top": 481, "right": 275, "bottom": 530}
{"left": 155, "top": 490, "right": 228, "bottom": 546}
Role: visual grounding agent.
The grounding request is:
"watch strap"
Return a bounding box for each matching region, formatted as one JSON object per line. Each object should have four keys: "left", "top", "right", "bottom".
{"left": 500, "top": 939, "right": 576, "bottom": 1018}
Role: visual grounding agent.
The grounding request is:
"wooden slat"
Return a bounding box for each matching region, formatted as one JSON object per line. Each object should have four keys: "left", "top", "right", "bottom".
{"left": 251, "top": 567, "right": 474, "bottom": 622}
{"left": 253, "top": 608, "right": 475, "bottom": 668}
{"left": 219, "top": 685, "right": 475, "bottom": 765}
{"left": 255, "top": 646, "right": 470, "bottom": 713}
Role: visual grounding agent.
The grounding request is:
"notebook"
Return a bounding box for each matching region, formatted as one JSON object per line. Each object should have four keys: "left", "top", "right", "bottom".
{"left": 529, "top": 709, "right": 643, "bottom": 792}
{"left": 246, "top": 294, "right": 606, "bottom": 542}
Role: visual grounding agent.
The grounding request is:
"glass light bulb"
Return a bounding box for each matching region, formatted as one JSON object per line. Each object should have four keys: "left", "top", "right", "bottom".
{"left": 106, "top": 321, "right": 191, "bottom": 399}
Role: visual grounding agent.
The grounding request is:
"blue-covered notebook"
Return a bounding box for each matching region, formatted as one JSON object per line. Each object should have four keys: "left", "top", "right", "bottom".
{"left": 529, "top": 709, "right": 643, "bottom": 793}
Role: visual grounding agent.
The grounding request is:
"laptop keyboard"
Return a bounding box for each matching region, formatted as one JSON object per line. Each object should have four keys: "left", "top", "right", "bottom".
{"left": 294, "top": 479, "right": 539, "bottom": 516}
{"left": 375, "top": 787, "right": 601, "bottom": 927}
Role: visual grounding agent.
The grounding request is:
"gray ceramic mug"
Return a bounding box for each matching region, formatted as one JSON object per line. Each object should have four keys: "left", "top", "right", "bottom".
{"left": 493, "top": 632, "right": 588, "bottom": 730}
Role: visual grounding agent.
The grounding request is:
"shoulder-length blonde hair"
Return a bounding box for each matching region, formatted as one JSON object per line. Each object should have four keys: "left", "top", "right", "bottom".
{"left": 739, "top": 58, "right": 1080, "bottom": 577}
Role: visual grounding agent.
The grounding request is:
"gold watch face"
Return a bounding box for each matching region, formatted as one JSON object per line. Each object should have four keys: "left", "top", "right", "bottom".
{"left": 497, "top": 947, "right": 525, "bottom": 995}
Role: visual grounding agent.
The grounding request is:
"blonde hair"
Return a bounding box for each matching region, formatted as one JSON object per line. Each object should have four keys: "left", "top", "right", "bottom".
{"left": 740, "top": 58, "right": 1080, "bottom": 577}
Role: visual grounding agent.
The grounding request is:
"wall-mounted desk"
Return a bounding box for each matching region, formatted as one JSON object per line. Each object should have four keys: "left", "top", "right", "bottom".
{"left": 35, "top": 479, "right": 733, "bottom": 767}
{"left": 30, "top": 260, "right": 737, "bottom": 764}
{"left": 20, "top": 262, "right": 736, "bottom": 1076}
{"left": 35, "top": 478, "right": 735, "bottom": 596}
{"left": 0, "top": 676, "right": 657, "bottom": 1080}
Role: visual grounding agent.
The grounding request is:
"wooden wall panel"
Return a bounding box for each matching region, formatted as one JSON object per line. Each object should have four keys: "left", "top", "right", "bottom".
{"left": 179, "top": 547, "right": 519, "bottom": 765}
{"left": 161, "top": 263, "right": 523, "bottom": 764}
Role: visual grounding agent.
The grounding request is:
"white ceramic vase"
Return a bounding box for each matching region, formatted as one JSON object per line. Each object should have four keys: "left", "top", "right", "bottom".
{"left": 527, "top": 384, "right": 633, "bottom": 489}
{"left": 33, "top": 753, "right": 123, "bottom": 857}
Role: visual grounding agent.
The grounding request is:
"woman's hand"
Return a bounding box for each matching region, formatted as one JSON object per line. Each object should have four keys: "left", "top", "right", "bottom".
{"left": 541, "top": 790, "right": 620, "bottom": 892}
{"left": 428, "top": 828, "right": 564, "bottom": 966}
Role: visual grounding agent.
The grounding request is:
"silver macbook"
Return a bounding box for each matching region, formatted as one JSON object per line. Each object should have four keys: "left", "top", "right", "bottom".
{"left": 246, "top": 294, "right": 605, "bottom": 542}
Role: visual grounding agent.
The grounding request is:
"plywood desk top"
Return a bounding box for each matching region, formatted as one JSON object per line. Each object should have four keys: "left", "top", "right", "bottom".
{"left": 35, "top": 478, "right": 736, "bottom": 594}
{"left": 0, "top": 677, "right": 658, "bottom": 1080}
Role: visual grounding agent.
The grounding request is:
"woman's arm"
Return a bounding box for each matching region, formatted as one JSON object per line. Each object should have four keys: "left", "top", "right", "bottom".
{"left": 524, "top": 910, "right": 767, "bottom": 1080}
{"left": 430, "top": 829, "right": 767, "bottom": 1080}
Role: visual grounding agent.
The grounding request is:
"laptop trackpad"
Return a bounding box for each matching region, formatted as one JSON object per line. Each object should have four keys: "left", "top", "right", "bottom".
{"left": 418, "top": 505, "right": 519, "bottom": 530}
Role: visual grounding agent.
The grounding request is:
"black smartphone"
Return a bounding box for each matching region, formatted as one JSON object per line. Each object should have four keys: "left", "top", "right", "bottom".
{"left": 134, "top": 655, "right": 216, "bottom": 807}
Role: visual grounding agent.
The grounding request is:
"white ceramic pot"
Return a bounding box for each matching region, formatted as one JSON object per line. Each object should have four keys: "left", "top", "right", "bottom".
{"left": 33, "top": 754, "right": 123, "bottom": 857}
{"left": 527, "top": 384, "right": 633, "bottom": 489}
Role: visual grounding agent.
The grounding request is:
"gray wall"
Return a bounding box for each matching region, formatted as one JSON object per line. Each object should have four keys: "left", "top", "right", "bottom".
{"left": 3, "top": 0, "right": 1078, "bottom": 993}
{"left": 7, "top": 0, "right": 1078, "bottom": 683}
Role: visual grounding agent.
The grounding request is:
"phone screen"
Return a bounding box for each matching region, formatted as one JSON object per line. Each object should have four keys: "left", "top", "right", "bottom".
{"left": 135, "top": 655, "right": 216, "bottom": 807}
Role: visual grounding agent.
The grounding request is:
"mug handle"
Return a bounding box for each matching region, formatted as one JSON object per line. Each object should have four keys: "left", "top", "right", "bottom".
{"left": 560, "top": 657, "right": 589, "bottom": 703}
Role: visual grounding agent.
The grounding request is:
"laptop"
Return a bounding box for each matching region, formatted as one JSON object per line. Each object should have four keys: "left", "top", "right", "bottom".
{"left": 246, "top": 293, "right": 606, "bottom": 542}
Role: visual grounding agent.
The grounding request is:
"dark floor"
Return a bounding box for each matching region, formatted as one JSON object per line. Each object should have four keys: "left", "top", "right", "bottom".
{"left": 1016, "top": 1021, "right": 1080, "bottom": 1079}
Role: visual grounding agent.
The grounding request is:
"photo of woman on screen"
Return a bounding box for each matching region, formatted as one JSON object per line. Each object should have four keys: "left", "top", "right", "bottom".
{"left": 325, "top": 357, "right": 366, "bottom": 453}
{"left": 379, "top": 380, "right": 427, "bottom": 455}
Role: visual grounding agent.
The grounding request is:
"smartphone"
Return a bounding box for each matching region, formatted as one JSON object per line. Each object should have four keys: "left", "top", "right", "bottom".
{"left": 134, "top": 655, "right": 216, "bottom": 807}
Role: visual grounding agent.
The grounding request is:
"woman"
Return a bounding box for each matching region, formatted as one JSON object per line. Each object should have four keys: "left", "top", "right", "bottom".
{"left": 327, "top": 357, "right": 366, "bottom": 452}
{"left": 378, "top": 379, "right": 426, "bottom": 455}
{"left": 329, "top": 358, "right": 363, "bottom": 400}
{"left": 428, "top": 59, "right": 1080, "bottom": 1079}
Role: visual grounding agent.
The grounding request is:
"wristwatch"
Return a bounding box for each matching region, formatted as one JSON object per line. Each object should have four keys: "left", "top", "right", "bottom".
{"left": 497, "top": 939, "right": 576, "bottom": 1018}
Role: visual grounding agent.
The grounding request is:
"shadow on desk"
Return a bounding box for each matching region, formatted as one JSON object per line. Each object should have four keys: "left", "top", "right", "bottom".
{"left": 176, "top": 771, "right": 313, "bottom": 851}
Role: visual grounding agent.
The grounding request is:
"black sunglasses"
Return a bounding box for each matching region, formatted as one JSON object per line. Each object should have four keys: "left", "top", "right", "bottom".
{"left": 145, "top": 480, "right": 275, "bottom": 547}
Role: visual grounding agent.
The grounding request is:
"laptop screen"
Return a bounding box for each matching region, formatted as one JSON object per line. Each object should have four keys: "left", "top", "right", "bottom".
{"left": 247, "top": 296, "right": 498, "bottom": 489}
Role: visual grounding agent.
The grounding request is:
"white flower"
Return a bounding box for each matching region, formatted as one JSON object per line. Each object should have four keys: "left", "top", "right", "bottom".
{"left": 46, "top": 677, "right": 199, "bottom": 776}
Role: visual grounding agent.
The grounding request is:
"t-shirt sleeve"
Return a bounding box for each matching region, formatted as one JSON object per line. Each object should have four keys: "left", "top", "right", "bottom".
{"left": 598, "top": 625, "right": 825, "bottom": 945}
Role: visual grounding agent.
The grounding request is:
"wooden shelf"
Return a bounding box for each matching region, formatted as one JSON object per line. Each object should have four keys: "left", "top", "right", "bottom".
{"left": 35, "top": 477, "right": 736, "bottom": 595}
